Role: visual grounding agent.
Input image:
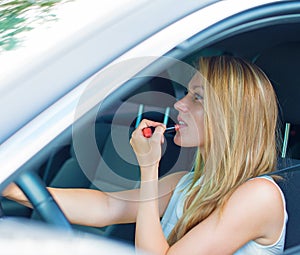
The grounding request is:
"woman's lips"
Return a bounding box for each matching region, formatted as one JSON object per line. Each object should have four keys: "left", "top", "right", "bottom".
{"left": 178, "top": 120, "right": 188, "bottom": 129}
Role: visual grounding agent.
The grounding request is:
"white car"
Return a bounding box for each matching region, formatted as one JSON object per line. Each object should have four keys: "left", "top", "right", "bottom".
{"left": 0, "top": 0, "right": 300, "bottom": 253}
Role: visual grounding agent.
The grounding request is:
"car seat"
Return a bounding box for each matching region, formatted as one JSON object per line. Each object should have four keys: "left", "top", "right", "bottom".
{"left": 255, "top": 42, "right": 300, "bottom": 250}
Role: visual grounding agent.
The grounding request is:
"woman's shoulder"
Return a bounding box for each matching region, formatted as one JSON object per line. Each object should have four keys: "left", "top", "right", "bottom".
{"left": 242, "top": 176, "right": 284, "bottom": 202}
{"left": 195, "top": 176, "right": 286, "bottom": 250}
{"left": 228, "top": 176, "right": 286, "bottom": 245}
{"left": 222, "top": 176, "right": 286, "bottom": 228}
{"left": 234, "top": 176, "right": 284, "bottom": 209}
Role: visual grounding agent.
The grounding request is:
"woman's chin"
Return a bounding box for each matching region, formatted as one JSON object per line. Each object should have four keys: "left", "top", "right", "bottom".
{"left": 174, "top": 133, "right": 200, "bottom": 148}
{"left": 173, "top": 134, "right": 181, "bottom": 146}
{"left": 173, "top": 134, "right": 186, "bottom": 147}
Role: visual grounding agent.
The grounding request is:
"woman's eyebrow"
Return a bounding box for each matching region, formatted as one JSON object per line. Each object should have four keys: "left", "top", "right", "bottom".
{"left": 190, "top": 84, "right": 204, "bottom": 93}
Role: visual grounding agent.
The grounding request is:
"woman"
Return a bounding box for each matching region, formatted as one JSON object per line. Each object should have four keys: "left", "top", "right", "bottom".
{"left": 3, "top": 56, "right": 287, "bottom": 254}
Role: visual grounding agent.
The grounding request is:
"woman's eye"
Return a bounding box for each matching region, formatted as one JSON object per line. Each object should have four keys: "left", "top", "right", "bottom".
{"left": 193, "top": 93, "right": 203, "bottom": 101}
{"left": 182, "top": 89, "right": 203, "bottom": 102}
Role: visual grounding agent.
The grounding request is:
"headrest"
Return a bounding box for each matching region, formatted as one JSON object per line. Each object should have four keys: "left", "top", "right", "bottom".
{"left": 255, "top": 42, "right": 300, "bottom": 125}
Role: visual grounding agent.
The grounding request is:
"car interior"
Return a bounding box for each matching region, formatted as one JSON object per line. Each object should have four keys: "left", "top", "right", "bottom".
{"left": 1, "top": 7, "right": 300, "bottom": 252}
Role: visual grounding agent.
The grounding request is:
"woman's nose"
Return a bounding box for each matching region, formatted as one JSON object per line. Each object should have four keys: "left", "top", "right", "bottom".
{"left": 174, "top": 96, "right": 189, "bottom": 112}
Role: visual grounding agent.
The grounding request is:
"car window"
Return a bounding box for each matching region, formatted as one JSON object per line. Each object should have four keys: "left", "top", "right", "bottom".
{"left": 0, "top": 0, "right": 143, "bottom": 54}
{"left": 0, "top": 0, "right": 73, "bottom": 53}
{"left": 1, "top": 1, "right": 300, "bottom": 252}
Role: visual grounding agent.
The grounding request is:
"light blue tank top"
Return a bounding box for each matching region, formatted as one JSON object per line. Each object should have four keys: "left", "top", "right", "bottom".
{"left": 161, "top": 172, "right": 288, "bottom": 254}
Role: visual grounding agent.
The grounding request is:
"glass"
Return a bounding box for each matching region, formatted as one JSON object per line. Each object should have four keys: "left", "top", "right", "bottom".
{"left": 0, "top": 0, "right": 74, "bottom": 52}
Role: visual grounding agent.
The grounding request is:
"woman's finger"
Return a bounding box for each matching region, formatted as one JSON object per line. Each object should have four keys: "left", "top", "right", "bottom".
{"left": 137, "top": 119, "right": 165, "bottom": 130}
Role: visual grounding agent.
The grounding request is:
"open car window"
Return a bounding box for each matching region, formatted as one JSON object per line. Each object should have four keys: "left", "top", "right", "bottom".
{"left": 1, "top": 1, "right": 300, "bottom": 253}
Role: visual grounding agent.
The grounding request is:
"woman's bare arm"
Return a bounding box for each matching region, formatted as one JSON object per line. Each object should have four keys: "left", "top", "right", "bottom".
{"left": 2, "top": 171, "right": 186, "bottom": 227}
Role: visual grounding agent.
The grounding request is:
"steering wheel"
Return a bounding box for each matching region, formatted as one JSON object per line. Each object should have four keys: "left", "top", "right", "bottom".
{"left": 0, "top": 198, "right": 4, "bottom": 218}
{"left": 13, "top": 170, "right": 72, "bottom": 230}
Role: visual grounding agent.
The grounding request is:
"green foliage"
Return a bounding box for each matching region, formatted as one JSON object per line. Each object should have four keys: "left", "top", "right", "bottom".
{"left": 0, "top": 0, "right": 73, "bottom": 52}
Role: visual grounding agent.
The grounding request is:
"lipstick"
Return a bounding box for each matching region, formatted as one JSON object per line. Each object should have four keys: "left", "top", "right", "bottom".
{"left": 142, "top": 124, "right": 179, "bottom": 138}
{"left": 166, "top": 125, "right": 180, "bottom": 132}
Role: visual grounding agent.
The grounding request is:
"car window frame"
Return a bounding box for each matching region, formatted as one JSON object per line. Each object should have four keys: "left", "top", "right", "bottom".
{"left": 1, "top": 0, "right": 299, "bottom": 191}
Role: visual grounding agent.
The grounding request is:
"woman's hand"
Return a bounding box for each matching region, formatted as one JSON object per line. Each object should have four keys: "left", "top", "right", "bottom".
{"left": 130, "top": 119, "right": 166, "bottom": 169}
{"left": 2, "top": 182, "right": 20, "bottom": 198}
{"left": 131, "top": 120, "right": 170, "bottom": 254}
{"left": 2, "top": 182, "right": 32, "bottom": 208}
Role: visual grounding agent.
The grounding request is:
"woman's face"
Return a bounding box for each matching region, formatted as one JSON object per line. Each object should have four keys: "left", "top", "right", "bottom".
{"left": 173, "top": 73, "right": 205, "bottom": 149}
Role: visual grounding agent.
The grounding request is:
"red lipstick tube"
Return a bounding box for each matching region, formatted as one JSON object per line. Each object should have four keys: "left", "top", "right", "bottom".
{"left": 142, "top": 124, "right": 179, "bottom": 138}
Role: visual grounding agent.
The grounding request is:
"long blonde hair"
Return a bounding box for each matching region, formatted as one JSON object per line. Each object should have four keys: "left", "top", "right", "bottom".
{"left": 168, "top": 55, "right": 280, "bottom": 245}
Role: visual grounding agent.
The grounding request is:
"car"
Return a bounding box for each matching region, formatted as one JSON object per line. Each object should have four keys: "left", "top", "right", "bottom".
{"left": 0, "top": 218, "right": 139, "bottom": 255}
{"left": 1, "top": 0, "right": 300, "bottom": 253}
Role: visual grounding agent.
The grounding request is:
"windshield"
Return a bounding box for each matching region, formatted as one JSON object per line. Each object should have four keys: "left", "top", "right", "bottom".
{"left": 0, "top": 0, "right": 145, "bottom": 79}
{"left": 0, "top": 0, "right": 74, "bottom": 53}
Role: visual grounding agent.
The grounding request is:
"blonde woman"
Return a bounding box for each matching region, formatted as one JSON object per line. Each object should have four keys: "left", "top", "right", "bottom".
{"left": 3, "top": 56, "right": 287, "bottom": 254}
